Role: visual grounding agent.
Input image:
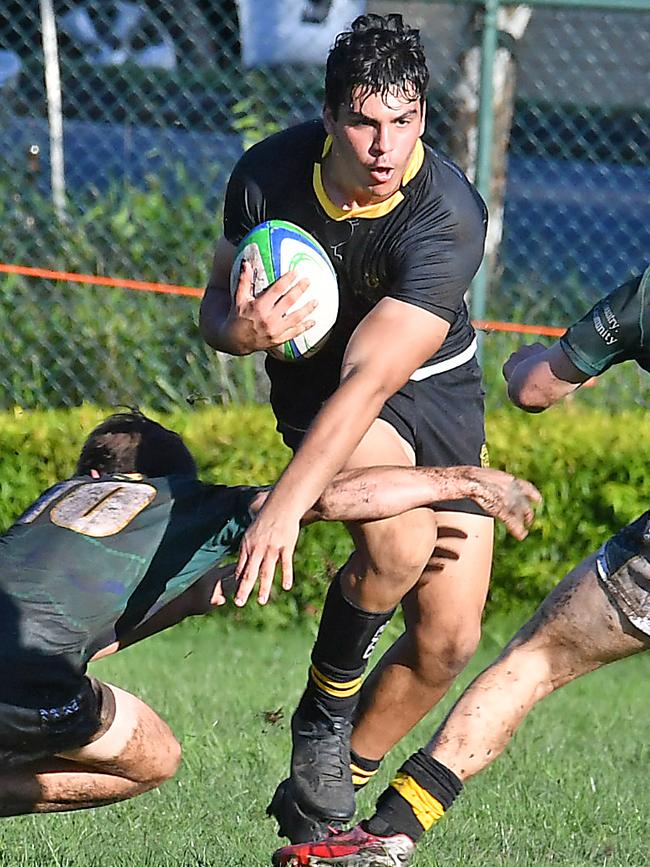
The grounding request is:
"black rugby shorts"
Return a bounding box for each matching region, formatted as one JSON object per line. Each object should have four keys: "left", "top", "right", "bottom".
{"left": 0, "top": 677, "right": 115, "bottom": 769}
{"left": 279, "top": 357, "right": 488, "bottom": 516}
{"left": 596, "top": 511, "right": 650, "bottom": 638}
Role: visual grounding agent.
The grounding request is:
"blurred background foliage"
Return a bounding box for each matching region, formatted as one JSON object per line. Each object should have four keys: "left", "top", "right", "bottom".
{"left": 2, "top": 403, "right": 646, "bottom": 627}
{"left": 0, "top": 1, "right": 647, "bottom": 410}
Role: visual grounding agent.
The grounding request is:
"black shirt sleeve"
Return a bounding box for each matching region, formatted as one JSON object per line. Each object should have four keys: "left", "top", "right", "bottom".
{"left": 388, "top": 161, "right": 487, "bottom": 323}
{"left": 222, "top": 150, "right": 267, "bottom": 246}
{"left": 560, "top": 267, "right": 650, "bottom": 376}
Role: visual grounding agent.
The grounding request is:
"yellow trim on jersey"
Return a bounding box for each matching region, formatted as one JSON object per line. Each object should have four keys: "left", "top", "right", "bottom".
{"left": 312, "top": 136, "right": 425, "bottom": 221}
{"left": 389, "top": 772, "right": 445, "bottom": 831}
{"left": 309, "top": 664, "right": 363, "bottom": 698}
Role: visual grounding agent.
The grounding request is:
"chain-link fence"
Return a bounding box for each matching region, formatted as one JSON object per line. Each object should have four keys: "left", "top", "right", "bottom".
{"left": 0, "top": 0, "right": 648, "bottom": 410}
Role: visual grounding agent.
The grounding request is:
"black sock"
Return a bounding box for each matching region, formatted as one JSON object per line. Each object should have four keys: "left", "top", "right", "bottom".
{"left": 364, "top": 750, "right": 463, "bottom": 842}
{"left": 300, "top": 570, "right": 395, "bottom": 718}
{"left": 350, "top": 749, "right": 382, "bottom": 791}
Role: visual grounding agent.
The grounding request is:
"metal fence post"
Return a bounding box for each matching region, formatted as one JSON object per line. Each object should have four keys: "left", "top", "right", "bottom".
{"left": 471, "top": 0, "right": 500, "bottom": 357}
{"left": 39, "top": 0, "right": 66, "bottom": 221}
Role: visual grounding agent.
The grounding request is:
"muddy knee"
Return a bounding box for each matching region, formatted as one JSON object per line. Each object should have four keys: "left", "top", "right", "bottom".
{"left": 138, "top": 734, "right": 182, "bottom": 790}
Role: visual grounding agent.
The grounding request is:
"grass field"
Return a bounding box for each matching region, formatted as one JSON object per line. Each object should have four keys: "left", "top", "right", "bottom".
{"left": 0, "top": 613, "right": 647, "bottom": 867}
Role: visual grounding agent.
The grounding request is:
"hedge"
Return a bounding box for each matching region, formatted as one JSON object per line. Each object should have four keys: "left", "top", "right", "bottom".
{"left": 1, "top": 403, "right": 647, "bottom": 627}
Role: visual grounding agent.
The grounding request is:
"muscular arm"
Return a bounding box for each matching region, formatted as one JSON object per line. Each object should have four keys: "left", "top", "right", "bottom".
{"left": 504, "top": 342, "right": 591, "bottom": 412}
{"left": 275, "top": 298, "right": 450, "bottom": 514}
{"left": 199, "top": 237, "right": 244, "bottom": 354}
{"left": 235, "top": 298, "right": 451, "bottom": 604}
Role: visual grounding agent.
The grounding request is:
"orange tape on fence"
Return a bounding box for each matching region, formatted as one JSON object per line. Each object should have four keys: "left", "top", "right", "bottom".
{"left": 0, "top": 263, "right": 203, "bottom": 298}
{"left": 473, "top": 319, "right": 565, "bottom": 338}
{"left": 0, "top": 262, "right": 566, "bottom": 337}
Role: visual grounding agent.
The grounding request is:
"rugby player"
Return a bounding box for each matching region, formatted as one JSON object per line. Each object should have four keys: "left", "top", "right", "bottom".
{"left": 200, "top": 13, "right": 493, "bottom": 840}
{"left": 0, "top": 410, "right": 539, "bottom": 817}
{"left": 273, "top": 265, "right": 650, "bottom": 866}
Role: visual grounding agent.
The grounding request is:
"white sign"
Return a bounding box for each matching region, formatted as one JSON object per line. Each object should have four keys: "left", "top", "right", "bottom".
{"left": 237, "top": 0, "right": 366, "bottom": 67}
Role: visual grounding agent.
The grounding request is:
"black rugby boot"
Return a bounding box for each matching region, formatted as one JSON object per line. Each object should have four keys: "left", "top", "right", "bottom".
{"left": 267, "top": 778, "right": 334, "bottom": 844}
{"left": 289, "top": 698, "right": 356, "bottom": 822}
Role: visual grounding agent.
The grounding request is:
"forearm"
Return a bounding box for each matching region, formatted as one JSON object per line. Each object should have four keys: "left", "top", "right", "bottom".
{"left": 91, "top": 565, "right": 237, "bottom": 660}
{"left": 315, "top": 466, "right": 482, "bottom": 521}
{"left": 90, "top": 600, "right": 198, "bottom": 661}
{"left": 199, "top": 288, "right": 252, "bottom": 356}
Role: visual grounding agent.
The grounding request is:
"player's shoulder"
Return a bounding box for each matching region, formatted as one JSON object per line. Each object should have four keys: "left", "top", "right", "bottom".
{"left": 163, "top": 475, "right": 260, "bottom": 511}
{"left": 233, "top": 120, "right": 326, "bottom": 177}
{"left": 407, "top": 142, "right": 487, "bottom": 231}
{"left": 419, "top": 143, "right": 471, "bottom": 189}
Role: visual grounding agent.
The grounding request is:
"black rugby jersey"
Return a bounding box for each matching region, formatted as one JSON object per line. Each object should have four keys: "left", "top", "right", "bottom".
{"left": 0, "top": 474, "right": 257, "bottom": 706}
{"left": 223, "top": 120, "right": 487, "bottom": 430}
{"left": 560, "top": 266, "right": 650, "bottom": 376}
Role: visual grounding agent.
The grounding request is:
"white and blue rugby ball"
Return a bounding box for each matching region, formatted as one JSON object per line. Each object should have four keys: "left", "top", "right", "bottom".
{"left": 230, "top": 219, "right": 339, "bottom": 361}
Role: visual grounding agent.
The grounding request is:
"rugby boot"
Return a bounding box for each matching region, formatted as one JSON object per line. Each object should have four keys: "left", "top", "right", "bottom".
{"left": 267, "top": 778, "right": 333, "bottom": 844}
{"left": 272, "top": 823, "right": 416, "bottom": 866}
{"left": 290, "top": 699, "right": 356, "bottom": 822}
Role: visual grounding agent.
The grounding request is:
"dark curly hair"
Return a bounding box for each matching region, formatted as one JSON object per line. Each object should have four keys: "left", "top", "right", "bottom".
{"left": 76, "top": 410, "right": 197, "bottom": 478}
{"left": 325, "top": 13, "right": 429, "bottom": 118}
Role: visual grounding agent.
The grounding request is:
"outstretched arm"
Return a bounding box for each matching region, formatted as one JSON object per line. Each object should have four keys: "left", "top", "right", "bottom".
{"left": 246, "top": 466, "right": 540, "bottom": 540}
{"left": 309, "top": 465, "right": 540, "bottom": 540}
{"left": 93, "top": 466, "right": 540, "bottom": 659}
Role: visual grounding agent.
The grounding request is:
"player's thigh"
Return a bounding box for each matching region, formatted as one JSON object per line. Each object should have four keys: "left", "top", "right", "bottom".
{"left": 411, "top": 511, "right": 495, "bottom": 619}
{"left": 402, "top": 513, "right": 494, "bottom": 662}
{"left": 343, "top": 418, "right": 437, "bottom": 578}
{"left": 513, "top": 555, "right": 649, "bottom": 669}
{"left": 343, "top": 417, "right": 415, "bottom": 470}
{"left": 59, "top": 682, "right": 180, "bottom": 782}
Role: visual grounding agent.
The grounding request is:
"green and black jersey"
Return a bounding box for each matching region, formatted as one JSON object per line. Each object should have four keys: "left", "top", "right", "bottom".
{"left": 223, "top": 120, "right": 487, "bottom": 432}
{"left": 561, "top": 265, "right": 650, "bottom": 377}
{"left": 0, "top": 474, "right": 258, "bottom": 706}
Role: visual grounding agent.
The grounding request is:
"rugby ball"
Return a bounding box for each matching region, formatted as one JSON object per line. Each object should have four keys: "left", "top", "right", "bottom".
{"left": 230, "top": 219, "right": 338, "bottom": 361}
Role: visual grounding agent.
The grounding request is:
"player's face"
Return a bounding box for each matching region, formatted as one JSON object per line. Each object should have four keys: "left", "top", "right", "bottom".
{"left": 323, "top": 87, "right": 425, "bottom": 204}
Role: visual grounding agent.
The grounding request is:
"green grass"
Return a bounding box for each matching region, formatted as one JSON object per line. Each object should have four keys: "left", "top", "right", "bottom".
{"left": 0, "top": 614, "right": 647, "bottom": 867}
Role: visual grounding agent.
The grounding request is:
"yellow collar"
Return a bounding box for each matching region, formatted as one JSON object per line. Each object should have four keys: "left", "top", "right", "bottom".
{"left": 313, "top": 136, "right": 424, "bottom": 221}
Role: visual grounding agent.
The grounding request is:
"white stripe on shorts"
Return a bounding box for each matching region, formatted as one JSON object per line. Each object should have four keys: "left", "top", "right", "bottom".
{"left": 410, "top": 337, "right": 478, "bottom": 381}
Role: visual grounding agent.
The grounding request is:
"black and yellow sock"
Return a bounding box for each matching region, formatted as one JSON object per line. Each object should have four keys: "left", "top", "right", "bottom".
{"left": 364, "top": 750, "right": 462, "bottom": 842}
{"left": 350, "top": 749, "right": 382, "bottom": 791}
{"left": 300, "top": 571, "right": 395, "bottom": 719}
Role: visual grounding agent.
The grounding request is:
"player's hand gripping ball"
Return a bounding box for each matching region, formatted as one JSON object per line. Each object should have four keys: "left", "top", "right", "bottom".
{"left": 230, "top": 219, "right": 339, "bottom": 361}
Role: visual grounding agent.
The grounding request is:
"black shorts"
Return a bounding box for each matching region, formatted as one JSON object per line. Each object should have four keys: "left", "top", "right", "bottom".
{"left": 596, "top": 511, "right": 650, "bottom": 638}
{"left": 0, "top": 677, "right": 115, "bottom": 769}
{"left": 277, "top": 358, "right": 488, "bottom": 516}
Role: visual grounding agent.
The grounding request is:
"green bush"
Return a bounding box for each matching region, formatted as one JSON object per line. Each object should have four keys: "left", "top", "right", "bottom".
{"left": 0, "top": 404, "right": 647, "bottom": 626}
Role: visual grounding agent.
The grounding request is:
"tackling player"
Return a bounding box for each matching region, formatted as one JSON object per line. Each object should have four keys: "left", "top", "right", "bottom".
{"left": 273, "top": 265, "right": 650, "bottom": 866}
{"left": 200, "top": 13, "right": 493, "bottom": 840}
{"left": 0, "top": 410, "right": 539, "bottom": 817}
